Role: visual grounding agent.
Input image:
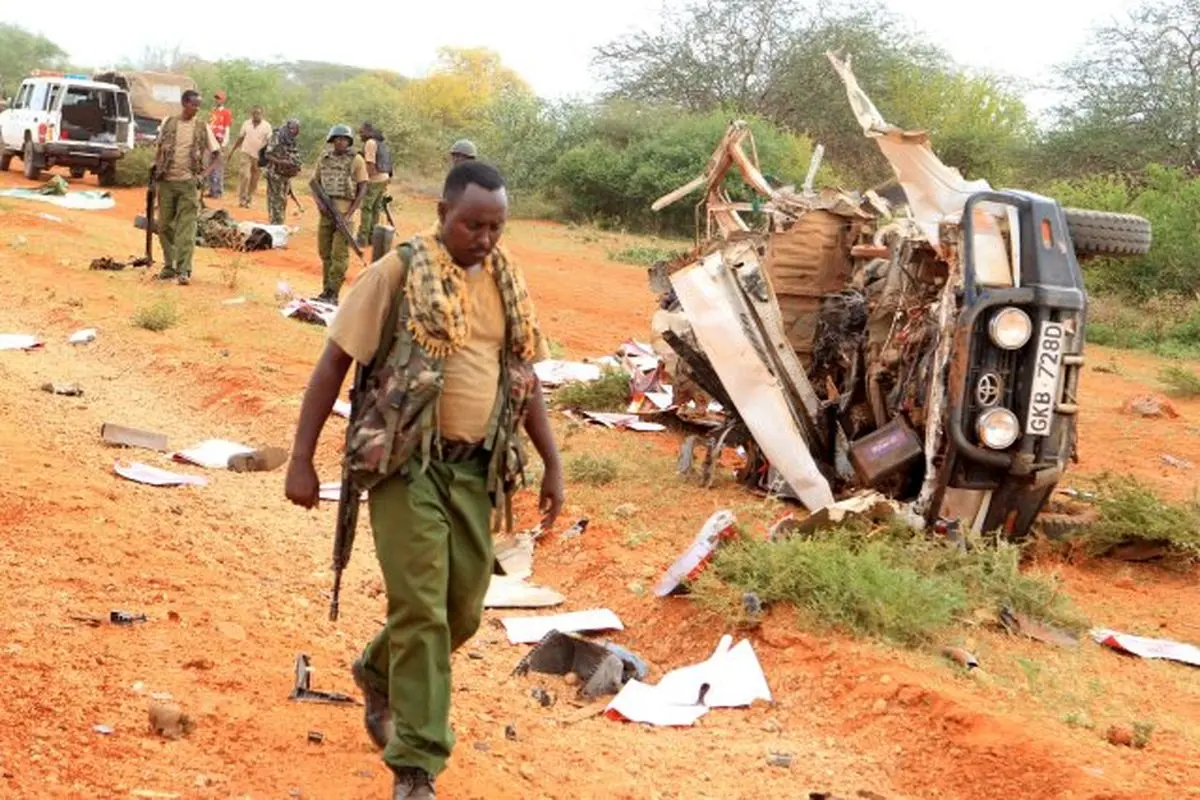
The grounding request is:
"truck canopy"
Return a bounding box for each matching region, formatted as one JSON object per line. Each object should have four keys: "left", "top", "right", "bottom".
{"left": 92, "top": 71, "right": 197, "bottom": 122}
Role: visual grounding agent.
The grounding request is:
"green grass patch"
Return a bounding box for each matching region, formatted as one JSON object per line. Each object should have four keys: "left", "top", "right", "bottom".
{"left": 1087, "top": 295, "right": 1200, "bottom": 359}
{"left": 1159, "top": 365, "right": 1200, "bottom": 396}
{"left": 132, "top": 298, "right": 180, "bottom": 332}
{"left": 566, "top": 454, "right": 620, "bottom": 486}
{"left": 1075, "top": 476, "right": 1200, "bottom": 559}
{"left": 607, "top": 244, "right": 686, "bottom": 266}
{"left": 113, "top": 144, "right": 156, "bottom": 188}
{"left": 553, "top": 369, "right": 630, "bottom": 412}
{"left": 693, "top": 524, "right": 1085, "bottom": 647}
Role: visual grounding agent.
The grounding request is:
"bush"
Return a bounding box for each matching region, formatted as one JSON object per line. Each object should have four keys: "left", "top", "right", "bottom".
{"left": 1160, "top": 365, "right": 1200, "bottom": 396}
{"left": 566, "top": 454, "right": 620, "bottom": 486}
{"left": 132, "top": 298, "right": 179, "bottom": 332}
{"left": 607, "top": 245, "right": 687, "bottom": 266}
{"left": 1075, "top": 476, "right": 1200, "bottom": 559}
{"left": 113, "top": 144, "right": 156, "bottom": 188}
{"left": 553, "top": 369, "right": 630, "bottom": 411}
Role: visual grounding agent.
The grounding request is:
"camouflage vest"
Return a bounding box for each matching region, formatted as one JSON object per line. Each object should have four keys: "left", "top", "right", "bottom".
{"left": 159, "top": 116, "right": 208, "bottom": 178}
{"left": 344, "top": 244, "right": 538, "bottom": 528}
{"left": 267, "top": 131, "right": 301, "bottom": 177}
{"left": 318, "top": 149, "right": 357, "bottom": 199}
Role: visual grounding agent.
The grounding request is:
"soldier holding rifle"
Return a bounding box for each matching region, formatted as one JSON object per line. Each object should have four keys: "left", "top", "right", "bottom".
{"left": 310, "top": 124, "right": 368, "bottom": 304}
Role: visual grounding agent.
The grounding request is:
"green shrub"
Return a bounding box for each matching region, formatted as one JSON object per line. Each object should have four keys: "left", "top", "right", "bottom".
{"left": 607, "top": 245, "right": 686, "bottom": 266}
{"left": 1160, "top": 365, "right": 1200, "bottom": 396}
{"left": 553, "top": 369, "right": 630, "bottom": 412}
{"left": 567, "top": 454, "right": 620, "bottom": 486}
{"left": 132, "top": 298, "right": 179, "bottom": 332}
{"left": 113, "top": 144, "right": 156, "bottom": 188}
{"left": 1076, "top": 476, "right": 1200, "bottom": 559}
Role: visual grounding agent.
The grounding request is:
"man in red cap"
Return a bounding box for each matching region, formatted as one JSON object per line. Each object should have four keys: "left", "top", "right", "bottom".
{"left": 207, "top": 90, "right": 233, "bottom": 198}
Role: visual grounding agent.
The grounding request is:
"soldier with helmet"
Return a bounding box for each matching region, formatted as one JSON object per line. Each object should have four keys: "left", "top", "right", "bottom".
{"left": 265, "top": 118, "right": 303, "bottom": 225}
{"left": 313, "top": 124, "right": 368, "bottom": 304}
{"left": 448, "top": 139, "right": 477, "bottom": 168}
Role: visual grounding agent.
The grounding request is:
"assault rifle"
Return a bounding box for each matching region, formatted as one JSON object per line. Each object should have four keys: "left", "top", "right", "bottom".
{"left": 382, "top": 193, "right": 396, "bottom": 228}
{"left": 144, "top": 165, "right": 157, "bottom": 264}
{"left": 309, "top": 177, "right": 366, "bottom": 265}
{"left": 329, "top": 362, "right": 369, "bottom": 621}
{"left": 287, "top": 183, "right": 305, "bottom": 214}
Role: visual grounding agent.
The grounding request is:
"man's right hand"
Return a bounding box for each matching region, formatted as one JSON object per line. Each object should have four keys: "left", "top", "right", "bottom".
{"left": 285, "top": 458, "right": 320, "bottom": 509}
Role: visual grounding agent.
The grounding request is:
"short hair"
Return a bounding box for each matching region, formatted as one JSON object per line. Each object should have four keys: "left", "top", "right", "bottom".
{"left": 443, "top": 161, "right": 506, "bottom": 203}
{"left": 251, "top": 105, "right": 264, "bottom": 112}
{"left": 182, "top": 90, "right": 201, "bottom": 105}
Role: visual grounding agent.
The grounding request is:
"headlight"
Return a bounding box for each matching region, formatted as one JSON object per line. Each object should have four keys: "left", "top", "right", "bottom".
{"left": 977, "top": 408, "right": 1020, "bottom": 450}
{"left": 988, "top": 307, "right": 1032, "bottom": 350}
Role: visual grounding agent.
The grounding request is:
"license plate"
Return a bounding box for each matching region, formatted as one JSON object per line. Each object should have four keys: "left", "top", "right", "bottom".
{"left": 1026, "top": 321, "right": 1066, "bottom": 436}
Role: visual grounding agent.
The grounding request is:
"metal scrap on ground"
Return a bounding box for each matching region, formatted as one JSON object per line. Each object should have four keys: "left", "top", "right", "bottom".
{"left": 1092, "top": 629, "right": 1200, "bottom": 667}
{"left": 501, "top": 609, "right": 625, "bottom": 645}
{"left": 654, "top": 509, "right": 738, "bottom": 597}
{"left": 101, "top": 422, "right": 168, "bottom": 452}
{"left": 513, "top": 630, "right": 647, "bottom": 698}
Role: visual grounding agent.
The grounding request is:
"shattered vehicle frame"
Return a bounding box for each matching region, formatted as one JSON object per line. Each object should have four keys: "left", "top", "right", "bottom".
{"left": 650, "top": 52, "right": 1152, "bottom": 538}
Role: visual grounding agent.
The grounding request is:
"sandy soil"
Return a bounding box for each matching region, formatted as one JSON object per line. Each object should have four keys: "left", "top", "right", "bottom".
{"left": 1, "top": 168, "right": 1198, "bottom": 800}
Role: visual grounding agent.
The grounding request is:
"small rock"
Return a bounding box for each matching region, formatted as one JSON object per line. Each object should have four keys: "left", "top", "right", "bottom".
{"left": 879, "top": 675, "right": 893, "bottom": 685}
{"left": 504, "top": 723, "right": 518, "bottom": 741}
{"left": 563, "top": 673, "right": 580, "bottom": 687}
{"left": 872, "top": 699, "right": 888, "bottom": 714}
{"left": 530, "top": 687, "right": 555, "bottom": 708}
{"left": 742, "top": 592, "right": 763, "bottom": 616}
{"left": 354, "top": 770, "right": 373, "bottom": 779}
{"left": 131, "top": 682, "right": 146, "bottom": 694}
{"left": 148, "top": 700, "right": 192, "bottom": 740}
{"left": 182, "top": 658, "right": 214, "bottom": 671}
{"left": 92, "top": 724, "right": 113, "bottom": 735}
{"left": 194, "top": 775, "right": 214, "bottom": 788}
{"left": 766, "top": 751, "right": 793, "bottom": 769}
{"left": 1123, "top": 395, "right": 1180, "bottom": 419}
{"left": 614, "top": 503, "right": 639, "bottom": 519}
{"left": 473, "top": 741, "right": 491, "bottom": 752}
{"left": 518, "top": 763, "right": 535, "bottom": 781}
{"left": 1107, "top": 724, "right": 1134, "bottom": 747}
{"left": 467, "top": 650, "right": 484, "bottom": 660}
{"left": 307, "top": 730, "right": 325, "bottom": 745}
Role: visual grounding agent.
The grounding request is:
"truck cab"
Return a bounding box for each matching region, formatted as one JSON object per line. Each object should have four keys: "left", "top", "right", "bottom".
{"left": 0, "top": 72, "right": 135, "bottom": 185}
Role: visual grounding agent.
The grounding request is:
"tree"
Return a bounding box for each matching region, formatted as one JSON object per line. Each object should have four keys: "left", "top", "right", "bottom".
{"left": 1050, "top": 0, "right": 1200, "bottom": 176}
{"left": 402, "top": 48, "right": 531, "bottom": 131}
{"left": 0, "top": 24, "right": 66, "bottom": 99}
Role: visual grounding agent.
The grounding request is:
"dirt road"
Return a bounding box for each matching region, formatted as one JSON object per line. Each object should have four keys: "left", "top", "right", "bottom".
{"left": 1, "top": 170, "right": 1198, "bottom": 799}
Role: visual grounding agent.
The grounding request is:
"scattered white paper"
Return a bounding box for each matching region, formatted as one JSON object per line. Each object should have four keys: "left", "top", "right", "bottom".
{"left": 643, "top": 388, "right": 675, "bottom": 411}
{"left": 581, "top": 411, "right": 666, "bottom": 433}
{"left": 655, "top": 635, "right": 772, "bottom": 708}
{"left": 535, "top": 360, "right": 603, "bottom": 386}
{"left": 332, "top": 400, "right": 352, "bottom": 419}
{"left": 114, "top": 462, "right": 207, "bottom": 487}
{"left": 605, "top": 680, "right": 709, "bottom": 727}
{"left": 171, "top": 439, "right": 254, "bottom": 470}
{"left": 501, "top": 608, "right": 624, "bottom": 645}
{"left": 655, "top": 510, "right": 738, "bottom": 596}
{"left": 484, "top": 575, "right": 565, "bottom": 609}
{"left": 1092, "top": 629, "right": 1200, "bottom": 667}
{"left": 0, "top": 334, "right": 42, "bottom": 351}
{"left": 69, "top": 328, "right": 97, "bottom": 345}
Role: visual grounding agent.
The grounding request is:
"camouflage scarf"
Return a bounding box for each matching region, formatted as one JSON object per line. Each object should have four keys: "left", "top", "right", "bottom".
{"left": 405, "top": 230, "right": 538, "bottom": 362}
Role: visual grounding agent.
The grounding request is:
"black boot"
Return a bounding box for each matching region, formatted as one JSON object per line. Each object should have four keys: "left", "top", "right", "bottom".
{"left": 392, "top": 767, "right": 435, "bottom": 799}
{"left": 350, "top": 658, "right": 390, "bottom": 750}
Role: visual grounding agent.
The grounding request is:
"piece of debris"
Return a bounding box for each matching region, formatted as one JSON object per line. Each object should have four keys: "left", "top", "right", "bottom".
{"left": 40, "top": 382, "right": 83, "bottom": 397}
{"left": 1122, "top": 395, "right": 1180, "bottom": 419}
{"left": 307, "top": 730, "right": 325, "bottom": 745}
{"left": 0, "top": 334, "right": 43, "bottom": 351}
{"left": 1107, "top": 540, "right": 1171, "bottom": 562}
{"left": 742, "top": 592, "right": 763, "bottom": 617}
{"left": 221, "top": 296, "right": 247, "bottom": 306}
{"left": 484, "top": 575, "right": 565, "bottom": 609}
{"left": 90, "top": 257, "right": 128, "bottom": 271}
{"left": 130, "top": 791, "right": 181, "bottom": 800}
{"left": 111, "top": 610, "right": 148, "bottom": 626}
{"left": 513, "top": 631, "right": 647, "bottom": 698}
{"left": 604, "top": 679, "right": 709, "bottom": 727}
{"left": 534, "top": 360, "right": 603, "bottom": 387}
{"left": 148, "top": 700, "right": 192, "bottom": 740}
{"left": 281, "top": 298, "right": 337, "bottom": 327}
{"left": 227, "top": 446, "right": 288, "bottom": 473}
{"left": 501, "top": 609, "right": 624, "bottom": 645}
{"left": 183, "top": 658, "right": 215, "bottom": 671}
{"left": 70, "top": 615, "right": 104, "bottom": 627}
{"left": 93, "top": 724, "right": 114, "bottom": 735}
{"left": 113, "top": 462, "right": 208, "bottom": 488}
{"left": 530, "top": 687, "right": 555, "bottom": 708}
{"left": 69, "top": 328, "right": 97, "bottom": 345}
{"left": 172, "top": 439, "right": 256, "bottom": 470}
{"left": 1161, "top": 454, "right": 1193, "bottom": 470}
{"left": 319, "top": 481, "right": 367, "bottom": 503}
{"left": 504, "top": 723, "right": 518, "bottom": 741}
{"left": 493, "top": 533, "right": 535, "bottom": 578}
{"left": 560, "top": 519, "right": 589, "bottom": 539}
{"left": 1092, "top": 629, "right": 1200, "bottom": 667}
{"left": 102, "top": 423, "right": 168, "bottom": 452}
{"left": 288, "top": 654, "right": 358, "bottom": 705}
{"left": 941, "top": 646, "right": 979, "bottom": 669}
{"left": 333, "top": 399, "right": 352, "bottom": 419}
{"left": 998, "top": 606, "right": 1079, "bottom": 648}
{"left": 38, "top": 212, "right": 64, "bottom": 223}
{"left": 786, "top": 491, "right": 901, "bottom": 538}
{"left": 580, "top": 411, "right": 667, "bottom": 433}
{"left": 473, "top": 741, "right": 490, "bottom": 752}
{"left": 1106, "top": 724, "right": 1134, "bottom": 748}
{"left": 766, "top": 751, "right": 794, "bottom": 769}
{"left": 654, "top": 509, "right": 738, "bottom": 597}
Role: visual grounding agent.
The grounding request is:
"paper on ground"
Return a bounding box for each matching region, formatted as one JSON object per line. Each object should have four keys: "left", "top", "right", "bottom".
{"left": 1092, "top": 629, "right": 1200, "bottom": 667}
{"left": 332, "top": 400, "right": 352, "bottom": 419}
{"left": 69, "top": 328, "right": 97, "bottom": 344}
{"left": 605, "top": 680, "right": 709, "bottom": 727}
{"left": 0, "top": 188, "right": 115, "bottom": 210}
{"left": 485, "top": 575, "right": 565, "bottom": 609}
{"left": 535, "top": 360, "right": 603, "bottom": 386}
{"left": 172, "top": 439, "right": 254, "bottom": 470}
{"left": 0, "top": 334, "right": 42, "bottom": 351}
{"left": 114, "top": 462, "right": 207, "bottom": 487}
{"left": 581, "top": 411, "right": 666, "bottom": 433}
{"left": 501, "top": 608, "right": 624, "bottom": 645}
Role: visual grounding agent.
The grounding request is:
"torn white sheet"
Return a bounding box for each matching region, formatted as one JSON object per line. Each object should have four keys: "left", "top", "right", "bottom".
{"left": 171, "top": 439, "right": 254, "bottom": 470}
{"left": 643, "top": 388, "right": 675, "bottom": 411}
{"left": 535, "top": 360, "right": 603, "bottom": 386}
{"left": 332, "top": 400, "right": 352, "bottom": 419}
{"left": 0, "top": 334, "right": 43, "bottom": 351}
{"left": 484, "top": 575, "right": 565, "bottom": 609}
{"left": 236, "top": 222, "right": 296, "bottom": 249}
{"left": 281, "top": 298, "right": 338, "bottom": 327}
{"left": 0, "top": 188, "right": 115, "bottom": 210}
{"left": 605, "top": 680, "right": 709, "bottom": 727}
{"left": 581, "top": 412, "right": 666, "bottom": 433}
{"left": 655, "top": 635, "right": 772, "bottom": 708}
{"left": 1092, "top": 629, "right": 1200, "bottom": 667}
{"left": 114, "top": 462, "right": 207, "bottom": 487}
{"left": 69, "top": 328, "right": 97, "bottom": 345}
{"left": 221, "top": 297, "right": 247, "bottom": 306}
{"left": 501, "top": 608, "right": 624, "bottom": 645}
{"left": 655, "top": 510, "right": 738, "bottom": 597}
{"left": 671, "top": 256, "right": 835, "bottom": 510}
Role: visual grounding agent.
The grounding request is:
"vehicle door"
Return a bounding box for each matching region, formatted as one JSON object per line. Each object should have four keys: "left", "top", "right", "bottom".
{"left": 25, "top": 81, "right": 50, "bottom": 145}
{"left": 44, "top": 82, "right": 64, "bottom": 141}
{"left": 114, "top": 90, "right": 134, "bottom": 148}
{"left": 1, "top": 81, "right": 33, "bottom": 147}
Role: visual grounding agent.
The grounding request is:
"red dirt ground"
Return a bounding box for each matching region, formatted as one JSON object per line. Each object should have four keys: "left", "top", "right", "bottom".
{"left": 1, "top": 169, "right": 1198, "bottom": 800}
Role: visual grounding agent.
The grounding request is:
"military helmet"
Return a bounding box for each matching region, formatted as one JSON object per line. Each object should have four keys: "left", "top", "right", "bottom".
{"left": 326, "top": 124, "right": 354, "bottom": 144}
{"left": 449, "top": 139, "right": 478, "bottom": 158}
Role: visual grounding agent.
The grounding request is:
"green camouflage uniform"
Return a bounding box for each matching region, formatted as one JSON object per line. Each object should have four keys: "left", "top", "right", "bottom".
{"left": 315, "top": 146, "right": 359, "bottom": 298}
{"left": 265, "top": 127, "right": 301, "bottom": 225}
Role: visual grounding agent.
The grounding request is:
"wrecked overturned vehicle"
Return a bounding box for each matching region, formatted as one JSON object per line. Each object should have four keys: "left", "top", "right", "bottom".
{"left": 649, "top": 53, "right": 1151, "bottom": 538}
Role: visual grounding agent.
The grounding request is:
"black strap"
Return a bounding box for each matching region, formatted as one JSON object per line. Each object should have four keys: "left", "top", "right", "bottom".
{"left": 367, "top": 243, "right": 412, "bottom": 374}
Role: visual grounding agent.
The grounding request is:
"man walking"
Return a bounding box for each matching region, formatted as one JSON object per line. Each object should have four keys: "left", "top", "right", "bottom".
{"left": 206, "top": 90, "right": 233, "bottom": 198}
{"left": 312, "top": 124, "right": 367, "bottom": 303}
{"left": 153, "top": 90, "right": 221, "bottom": 285}
{"left": 285, "top": 160, "right": 564, "bottom": 800}
{"left": 448, "top": 139, "right": 477, "bottom": 168}
{"left": 355, "top": 121, "right": 392, "bottom": 247}
{"left": 265, "top": 118, "right": 302, "bottom": 225}
{"left": 229, "top": 106, "right": 272, "bottom": 208}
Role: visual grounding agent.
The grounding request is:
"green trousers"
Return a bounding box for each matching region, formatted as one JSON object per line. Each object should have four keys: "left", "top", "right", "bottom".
{"left": 357, "top": 182, "right": 387, "bottom": 244}
{"left": 317, "top": 212, "right": 350, "bottom": 297}
{"left": 359, "top": 457, "right": 494, "bottom": 777}
{"left": 266, "top": 172, "right": 289, "bottom": 225}
{"left": 157, "top": 179, "right": 199, "bottom": 277}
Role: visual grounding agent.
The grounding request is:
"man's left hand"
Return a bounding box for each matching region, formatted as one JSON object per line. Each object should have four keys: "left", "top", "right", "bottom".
{"left": 539, "top": 464, "right": 565, "bottom": 529}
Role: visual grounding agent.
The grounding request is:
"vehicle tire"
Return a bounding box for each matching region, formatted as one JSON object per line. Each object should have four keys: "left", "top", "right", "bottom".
{"left": 0, "top": 150, "right": 12, "bottom": 171}
{"left": 22, "top": 139, "right": 41, "bottom": 181}
{"left": 97, "top": 163, "right": 117, "bottom": 188}
{"left": 70, "top": 166, "right": 86, "bottom": 179}
{"left": 1064, "top": 207, "right": 1152, "bottom": 257}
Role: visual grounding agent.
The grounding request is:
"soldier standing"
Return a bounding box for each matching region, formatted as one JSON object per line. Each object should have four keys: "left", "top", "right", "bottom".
{"left": 312, "top": 124, "right": 368, "bottom": 304}
{"left": 448, "top": 139, "right": 477, "bottom": 168}
{"left": 285, "top": 161, "right": 564, "bottom": 800}
{"left": 355, "top": 122, "right": 393, "bottom": 247}
{"left": 265, "top": 118, "right": 302, "bottom": 225}
{"left": 152, "top": 90, "right": 221, "bottom": 285}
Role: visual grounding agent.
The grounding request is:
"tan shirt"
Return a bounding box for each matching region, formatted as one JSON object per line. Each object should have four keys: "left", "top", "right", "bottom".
{"left": 163, "top": 118, "right": 220, "bottom": 181}
{"left": 362, "top": 139, "right": 390, "bottom": 183}
{"left": 329, "top": 248, "right": 548, "bottom": 443}
{"left": 238, "top": 119, "right": 273, "bottom": 157}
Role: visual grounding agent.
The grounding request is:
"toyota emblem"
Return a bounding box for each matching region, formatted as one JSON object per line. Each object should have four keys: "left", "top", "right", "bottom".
{"left": 976, "top": 373, "right": 1002, "bottom": 407}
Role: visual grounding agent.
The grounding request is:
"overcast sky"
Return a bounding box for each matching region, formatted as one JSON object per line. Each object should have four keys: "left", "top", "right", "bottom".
{"left": 1, "top": 0, "right": 1141, "bottom": 110}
